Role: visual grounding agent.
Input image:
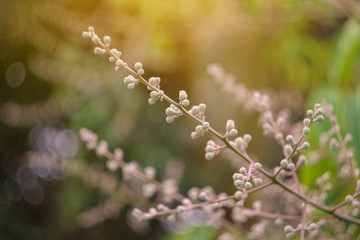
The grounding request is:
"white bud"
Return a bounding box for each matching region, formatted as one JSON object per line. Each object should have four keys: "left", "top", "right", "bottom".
{"left": 281, "top": 159, "right": 289, "bottom": 168}
{"left": 306, "top": 110, "right": 313, "bottom": 117}
{"left": 226, "top": 120, "right": 235, "bottom": 131}
{"left": 287, "top": 163, "right": 295, "bottom": 170}
{"left": 134, "top": 62, "right": 143, "bottom": 71}
{"left": 166, "top": 116, "right": 176, "bottom": 124}
{"left": 243, "top": 134, "right": 252, "bottom": 143}
{"left": 179, "top": 90, "right": 188, "bottom": 101}
{"left": 284, "top": 144, "right": 293, "bottom": 155}
{"left": 148, "top": 98, "right": 157, "bottom": 105}
{"left": 182, "top": 99, "right": 190, "bottom": 107}
{"left": 191, "top": 132, "right": 200, "bottom": 139}
{"left": 303, "top": 127, "right": 310, "bottom": 135}
{"left": 300, "top": 142, "right": 310, "bottom": 150}
{"left": 205, "top": 152, "right": 215, "bottom": 160}
{"left": 82, "top": 31, "right": 91, "bottom": 38}
{"left": 303, "top": 118, "right": 311, "bottom": 126}
{"left": 315, "top": 115, "right": 324, "bottom": 122}
{"left": 239, "top": 167, "right": 247, "bottom": 174}
{"left": 234, "top": 191, "right": 243, "bottom": 200}
{"left": 202, "top": 122, "right": 210, "bottom": 129}
{"left": 229, "top": 129, "right": 238, "bottom": 137}
{"left": 254, "top": 162, "right": 262, "bottom": 171}
{"left": 127, "top": 83, "right": 135, "bottom": 90}
{"left": 245, "top": 182, "right": 252, "bottom": 190}
{"left": 104, "top": 36, "right": 111, "bottom": 46}
{"left": 199, "top": 103, "right": 206, "bottom": 112}
{"left": 94, "top": 47, "right": 105, "bottom": 55}
{"left": 254, "top": 178, "right": 263, "bottom": 186}
{"left": 286, "top": 135, "right": 294, "bottom": 143}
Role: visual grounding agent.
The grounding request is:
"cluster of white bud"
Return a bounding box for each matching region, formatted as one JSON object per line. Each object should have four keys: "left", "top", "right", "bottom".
{"left": 123, "top": 75, "right": 138, "bottom": 89}
{"left": 83, "top": 26, "right": 101, "bottom": 45}
{"left": 122, "top": 162, "right": 139, "bottom": 180}
{"left": 233, "top": 167, "right": 262, "bottom": 193}
{"left": 204, "top": 140, "right": 220, "bottom": 160}
{"left": 344, "top": 194, "right": 360, "bottom": 216}
{"left": 106, "top": 148, "right": 123, "bottom": 171}
{"left": 148, "top": 77, "right": 161, "bottom": 89}
{"left": 225, "top": 120, "right": 238, "bottom": 137}
{"left": 161, "top": 179, "right": 179, "bottom": 203}
{"left": 231, "top": 134, "right": 252, "bottom": 151}
{"left": 115, "top": 59, "right": 127, "bottom": 71}
{"left": 313, "top": 104, "right": 324, "bottom": 122}
{"left": 134, "top": 62, "right": 144, "bottom": 75}
{"left": 142, "top": 183, "right": 157, "bottom": 198}
{"left": 165, "top": 104, "right": 182, "bottom": 123}
{"left": 188, "top": 103, "right": 206, "bottom": 120}
{"left": 79, "top": 128, "right": 98, "bottom": 150}
{"left": 191, "top": 121, "right": 210, "bottom": 139}
{"left": 280, "top": 159, "right": 295, "bottom": 170}
{"left": 148, "top": 90, "right": 164, "bottom": 105}
{"left": 178, "top": 90, "right": 190, "bottom": 107}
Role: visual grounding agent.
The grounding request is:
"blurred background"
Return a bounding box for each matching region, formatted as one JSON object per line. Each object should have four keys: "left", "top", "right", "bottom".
{"left": 1, "top": 0, "right": 360, "bottom": 239}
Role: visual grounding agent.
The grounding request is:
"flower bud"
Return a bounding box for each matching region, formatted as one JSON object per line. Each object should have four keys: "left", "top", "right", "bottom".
{"left": 245, "top": 182, "right": 252, "bottom": 190}
{"left": 182, "top": 99, "right": 190, "bottom": 107}
{"left": 286, "top": 135, "right": 294, "bottom": 144}
{"left": 234, "top": 191, "right": 243, "bottom": 200}
{"left": 179, "top": 90, "right": 188, "bottom": 101}
{"left": 281, "top": 159, "right": 289, "bottom": 168}
{"left": 243, "top": 134, "right": 252, "bottom": 143}
{"left": 303, "top": 127, "right": 310, "bottom": 135}
{"left": 287, "top": 163, "right": 295, "bottom": 170}
{"left": 199, "top": 103, "right": 206, "bottom": 112}
{"left": 284, "top": 225, "right": 294, "bottom": 233}
{"left": 82, "top": 31, "right": 91, "bottom": 38}
{"left": 254, "top": 178, "right": 263, "bottom": 186}
{"left": 191, "top": 132, "right": 200, "bottom": 139}
{"left": 254, "top": 162, "right": 262, "bottom": 171}
{"left": 303, "top": 118, "right": 311, "bottom": 127}
{"left": 284, "top": 144, "right": 293, "bottom": 155}
{"left": 202, "top": 122, "right": 210, "bottom": 129}
{"left": 229, "top": 129, "right": 238, "bottom": 137}
{"left": 205, "top": 152, "right": 215, "bottom": 160}
{"left": 116, "top": 59, "right": 126, "bottom": 67}
{"left": 127, "top": 83, "right": 135, "bottom": 90}
{"left": 314, "top": 103, "right": 321, "bottom": 110}
{"left": 315, "top": 115, "right": 324, "bottom": 122}
{"left": 104, "top": 36, "right": 111, "bottom": 46}
{"left": 94, "top": 47, "right": 105, "bottom": 55}
{"left": 306, "top": 109, "right": 313, "bottom": 117}
{"left": 226, "top": 120, "right": 235, "bottom": 131}
{"left": 300, "top": 142, "right": 310, "bottom": 150}
{"left": 239, "top": 167, "right": 247, "bottom": 174}
{"left": 166, "top": 116, "right": 176, "bottom": 124}
{"left": 134, "top": 62, "right": 143, "bottom": 71}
